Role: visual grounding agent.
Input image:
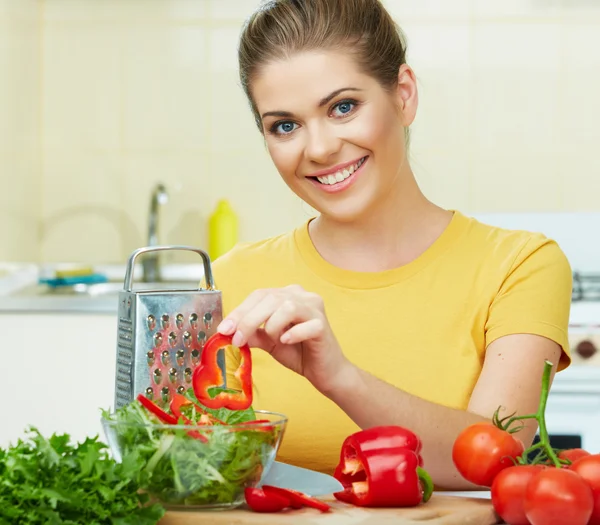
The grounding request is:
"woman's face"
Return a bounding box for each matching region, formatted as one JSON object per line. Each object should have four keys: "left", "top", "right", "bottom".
{"left": 251, "top": 49, "right": 418, "bottom": 223}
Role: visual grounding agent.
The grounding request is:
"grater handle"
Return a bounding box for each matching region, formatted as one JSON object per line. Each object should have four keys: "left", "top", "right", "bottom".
{"left": 123, "top": 245, "right": 216, "bottom": 291}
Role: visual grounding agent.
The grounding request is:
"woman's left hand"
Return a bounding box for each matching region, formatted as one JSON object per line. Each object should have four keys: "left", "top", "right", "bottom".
{"left": 216, "top": 285, "right": 355, "bottom": 396}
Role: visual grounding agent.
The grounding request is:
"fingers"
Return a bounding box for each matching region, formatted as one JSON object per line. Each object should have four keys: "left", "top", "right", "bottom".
{"left": 217, "top": 289, "right": 272, "bottom": 335}
{"left": 280, "top": 318, "right": 325, "bottom": 345}
{"left": 217, "top": 286, "right": 322, "bottom": 348}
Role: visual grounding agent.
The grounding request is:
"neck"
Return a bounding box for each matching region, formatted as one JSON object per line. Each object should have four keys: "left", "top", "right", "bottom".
{"left": 309, "top": 170, "right": 452, "bottom": 272}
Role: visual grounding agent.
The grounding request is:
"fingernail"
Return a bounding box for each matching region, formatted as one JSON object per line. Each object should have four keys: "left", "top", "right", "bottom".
{"left": 218, "top": 319, "right": 235, "bottom": 334}
{"left": 232, "top": 330, "right": 244, "bottom": 347}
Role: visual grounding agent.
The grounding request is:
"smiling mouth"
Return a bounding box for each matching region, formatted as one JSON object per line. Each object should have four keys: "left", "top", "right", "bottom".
{"left": 311, "top": 157, "right": 368, "bottom": 185}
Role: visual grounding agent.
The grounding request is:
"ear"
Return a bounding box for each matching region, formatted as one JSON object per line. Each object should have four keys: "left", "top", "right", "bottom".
{"left": 394, "top": 64, "right": 418, "bottom": 126}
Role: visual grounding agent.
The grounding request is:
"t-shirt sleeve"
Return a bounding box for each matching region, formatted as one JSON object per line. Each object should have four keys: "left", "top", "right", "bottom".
{"left": 485, "top": 236, "right": 573, "bottom": 370}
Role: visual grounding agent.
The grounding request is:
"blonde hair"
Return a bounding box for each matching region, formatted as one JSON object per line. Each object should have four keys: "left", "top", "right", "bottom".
{"left": 238, "top": 0, "right": 408, "bottom": 131}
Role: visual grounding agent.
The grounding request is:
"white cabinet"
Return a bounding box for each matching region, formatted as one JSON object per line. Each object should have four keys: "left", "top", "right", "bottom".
{"left": 0, "top": 312, "right": 117, "bottom": 447}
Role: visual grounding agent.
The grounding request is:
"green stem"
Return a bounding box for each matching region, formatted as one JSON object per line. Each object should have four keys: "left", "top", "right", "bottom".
{"left": 508, "top": 360, "right": 560, "bottom": 467}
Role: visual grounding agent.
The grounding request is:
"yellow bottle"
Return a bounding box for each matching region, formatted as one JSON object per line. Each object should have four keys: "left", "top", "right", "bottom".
{"left": 208, "top": 199, "right": 239, "bottom": 261}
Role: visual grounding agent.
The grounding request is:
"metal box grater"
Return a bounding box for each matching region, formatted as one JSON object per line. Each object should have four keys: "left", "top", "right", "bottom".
{"left": 113, "top": 245, "right": 223, "bottom": 410}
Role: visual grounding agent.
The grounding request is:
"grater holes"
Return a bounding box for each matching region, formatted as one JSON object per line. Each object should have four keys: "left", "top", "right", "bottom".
{"left": 161, "top": 350, "right": 171, "bottom": 366}
{"left": 189, "top": 313, "right": 198, "bottom": 329}
{"left": 168, "top": 331, "right": 177, "bottom": 348}
{"left": 168, "top": 368, "right": 178, "bottom": 383}
{"left": 145, "top": 387, "right": 154, "bottom": 400}
{"left": 191, "top": 349, "right": 200, "bottom": 365}
{"left": 147, "top": 350, "right": 155, "bottom": 366}
{"left": 184, "top": 367, "right": 193, "bottom": 383}
{"left": 161, "top": 387, "right": 170, "bottom": 402}
{"left": 147, "top": 314, "right": 156, "bottom": 331}
{"left": 203, "top": 312, "right": 213, "bottom": 329}
{"left": 176, "top": 349, "right": 185, "bottom": 366}
{"left": 176, "top": 313, "right": 184, "bottom": 329}
{"left": 153, "top": 332, "right": 163, "bottom": 348}
{"left": 177, "top": 385, "right": 186, "bottom": 394}
{"left": 197, "top": 331, "right": 207, "bottom": 346}
{"left": 183, "top": 331, "right": 192, "bottom": 348}
{"left": 153, "top": 369, "right": 162, "bottom": 384}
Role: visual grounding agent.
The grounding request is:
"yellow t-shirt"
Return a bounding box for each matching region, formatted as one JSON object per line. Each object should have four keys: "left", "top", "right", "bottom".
{"left": 210, "top": 210, "right": 572, "bottom": 474}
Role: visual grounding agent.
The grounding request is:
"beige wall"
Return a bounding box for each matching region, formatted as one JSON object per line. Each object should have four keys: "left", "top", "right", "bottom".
{"left": 1, "top": 0, "right": 599, "bottom": 264}
{"left": 0, "top": 0, "right": 42, "bottom": 262}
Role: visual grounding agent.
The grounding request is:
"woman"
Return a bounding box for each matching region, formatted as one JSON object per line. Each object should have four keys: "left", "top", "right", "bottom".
{"left": 211, "top": 0, "right": 572, "bottom": 490}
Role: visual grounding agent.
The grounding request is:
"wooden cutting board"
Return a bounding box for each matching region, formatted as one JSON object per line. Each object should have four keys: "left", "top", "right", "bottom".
{"left": 160, "top": 494, "right": 500, "bottom": 525}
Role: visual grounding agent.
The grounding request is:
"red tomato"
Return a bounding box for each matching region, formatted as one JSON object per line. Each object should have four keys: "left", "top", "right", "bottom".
{"left": 524, "top": 468, "right": 593, "bottom": 525}
{"left": 491, "top": 465, "right": 546, "bottom": 525}
{"left": 452, "top": 423, "right": 525, "bottom": 486}
{"left": 559, "top": 448, "right": 591, "bottom": 466}
{"left": 570, "top": 454, "right": 600, "bottom": 525}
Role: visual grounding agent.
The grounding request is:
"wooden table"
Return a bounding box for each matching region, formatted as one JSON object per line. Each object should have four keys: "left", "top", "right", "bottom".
{"left": 160, "top": 493, "right": 501, "bottom": 524}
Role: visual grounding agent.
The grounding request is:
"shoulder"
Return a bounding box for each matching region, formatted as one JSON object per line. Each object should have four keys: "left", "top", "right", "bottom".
{"left": 457, "top": 211, "right": 572, "bottom": 280}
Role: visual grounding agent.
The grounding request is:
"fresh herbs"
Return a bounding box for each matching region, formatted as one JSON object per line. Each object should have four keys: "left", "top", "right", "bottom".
{"left": 0, "top": 428, "right": 165, "bottom": 525}
{"left": 102, "top": 389, "right": 282, "bottom": 508}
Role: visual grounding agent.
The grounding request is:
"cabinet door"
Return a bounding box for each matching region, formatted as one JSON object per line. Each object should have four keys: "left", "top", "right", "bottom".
{"left": 0, "top": 313, "right": 117, "bottom": 447}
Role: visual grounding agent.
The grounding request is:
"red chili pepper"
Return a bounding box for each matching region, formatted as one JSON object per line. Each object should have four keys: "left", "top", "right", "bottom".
{"left": 244, "top": 487, "right": 290, "bottom": 513}
{"left": 262, "top": 486, "right": 331, "bottom": 512}
{"left": 333, "top": 426, "right": 433, "bottom": 507}
{"left": 192, "top": 333, "right": 253, "bottom": 410}
{"left": 136, "top": 393, "right": 177, "bottom": 425}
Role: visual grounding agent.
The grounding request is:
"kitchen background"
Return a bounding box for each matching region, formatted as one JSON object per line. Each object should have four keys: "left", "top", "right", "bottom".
{"left": 2, "top": 0, "right": 600, "bottom": 264}
{"left": 1, "top": 0, "right": 600, "bottom": 452}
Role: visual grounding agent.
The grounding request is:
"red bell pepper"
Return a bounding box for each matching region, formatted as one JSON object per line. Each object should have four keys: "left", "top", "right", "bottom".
{"left": 333, "top": 426, "right": 433, "bottom": 507}
{"left": 262, "top": 486, "right": 331, "bottom": 512}
{"left": 136, "top": 393, "right": 178, "bottom": 425}
{"left": 170, "top": 393, "right": 225, "bottom": 425}
{"left": 192, "top": 333, "right": 253, "bottom": 410}
{"left": 244, "top": 487, "right": 290, "bottom": 513}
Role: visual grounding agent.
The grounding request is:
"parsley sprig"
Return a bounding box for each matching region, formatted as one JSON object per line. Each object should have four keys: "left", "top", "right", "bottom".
{"left": 0, "top": 428, "right": 165, "bottom": 525}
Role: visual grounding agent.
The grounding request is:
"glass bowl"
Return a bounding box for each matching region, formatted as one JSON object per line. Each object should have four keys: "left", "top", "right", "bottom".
{"left": 101, "top": 410, "right": 287, "bottom": 510}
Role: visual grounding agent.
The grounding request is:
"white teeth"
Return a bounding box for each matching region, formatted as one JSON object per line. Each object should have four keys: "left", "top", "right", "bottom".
{"left": 316, "top": 157, "right": 366, "bottom": 185}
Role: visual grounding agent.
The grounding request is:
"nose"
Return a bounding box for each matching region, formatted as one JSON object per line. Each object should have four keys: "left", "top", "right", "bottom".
{"left": 303, "top": 121, "right": 342, "bottom": 165}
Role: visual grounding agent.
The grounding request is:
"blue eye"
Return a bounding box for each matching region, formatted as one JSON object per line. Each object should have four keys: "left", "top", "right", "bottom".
{"left": 332, "top": 100, "right": 356, "bottom": 117}
{"left": 273, "top": 121, "right": 297, "bottom": 135}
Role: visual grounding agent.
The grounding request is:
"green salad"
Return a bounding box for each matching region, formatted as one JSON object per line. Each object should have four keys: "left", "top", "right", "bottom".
{"left": 102, "top": 389, "right": 283, "bottom": 507}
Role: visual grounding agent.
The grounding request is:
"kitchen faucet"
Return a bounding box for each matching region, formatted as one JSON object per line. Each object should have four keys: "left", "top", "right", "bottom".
{"left": 142, "top": 183, "right": 169, "bottom": 282}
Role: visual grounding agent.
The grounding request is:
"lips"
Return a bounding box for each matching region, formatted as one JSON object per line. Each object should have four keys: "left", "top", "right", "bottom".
{"left": 307, "top": 156, "right": 368, "bottom": 185}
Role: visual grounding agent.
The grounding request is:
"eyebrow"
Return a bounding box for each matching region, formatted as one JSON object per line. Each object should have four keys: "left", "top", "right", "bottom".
{"left": 261, "top": 87, "right": 363, "bottom": 120}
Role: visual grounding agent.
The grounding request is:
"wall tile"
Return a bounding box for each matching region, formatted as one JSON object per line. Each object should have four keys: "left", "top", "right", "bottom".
{"left": 43, "top": 0, "right": 207, "bottom": 23}
{"left": 410, "top": 148, "right": 471, "bottom": 211}
{"left": 382, "top": 0, "right": 470, "bottom": 20}
{"left": 0, "top": 153, "right": 40, "bottom": 261}
{"left": 473, "top": 23, "right": 561, "bottom": 70}
{"left": 470, "top": 152, "right": 562, "bottom": 212}
{"left": 42, "top": 23, "right": 122, "bottom": 151}
{"left": 208, "top": 70, "right": 264, "bottom": 150}
{"left": 209, "top": 0, "right": 255, "bottom": 21}
{"left": 472, "top": 71, "right": 559, "bottom": 154}
{"left": 404, "top": 23, "right": 470, "bottom": 69}
{"left": 122, "top": 25, "right": 210, "bottom": 151}
{"left": 40, "top": 150, "right": 124, "bottom": 263}
{"left": 472, "top": 0, "right": 562, "bottom": 18}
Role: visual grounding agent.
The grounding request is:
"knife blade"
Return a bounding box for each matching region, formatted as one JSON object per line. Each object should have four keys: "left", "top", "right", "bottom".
{"left": 259, "top": 461, "right": 344, "bottom": 496}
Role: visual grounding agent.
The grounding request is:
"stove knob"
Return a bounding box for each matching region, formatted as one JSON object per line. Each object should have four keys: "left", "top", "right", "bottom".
{"left": 576, "top": 340, "right": 597, "bottom": 359}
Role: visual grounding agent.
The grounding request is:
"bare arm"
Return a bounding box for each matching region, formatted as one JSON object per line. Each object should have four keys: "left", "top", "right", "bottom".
{"left": 325, "top": 334, "right": 562, "bottom": 490}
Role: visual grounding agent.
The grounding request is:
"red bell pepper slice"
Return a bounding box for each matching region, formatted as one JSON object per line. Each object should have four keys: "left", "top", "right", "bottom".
{"left": 333, "top": 426, "right": 433, "bottom": 507}
{"left": 170, "top": 393, "right": 225, "bottom": 425}
{"left": 244, "top": 487, "right": 290, "bottom": 513}
{"left": 136, "top": 393, "right": 177, "bottom": 425}
{"left": 262, "top": 486, "right": 331, "bottom": 512}
{"left": 192, "top": 333, "right": 253, "bottom": 410}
